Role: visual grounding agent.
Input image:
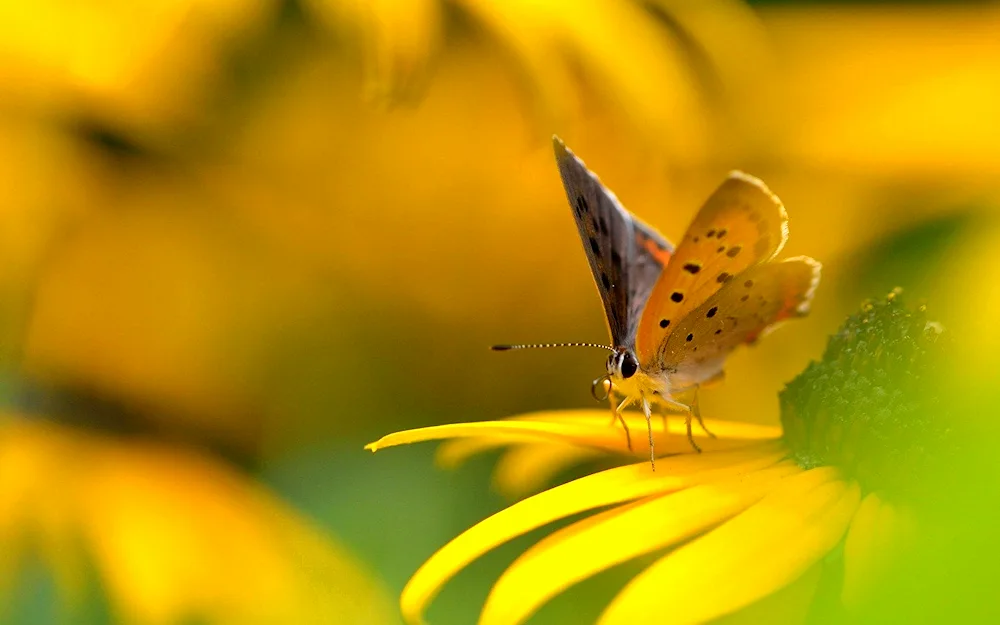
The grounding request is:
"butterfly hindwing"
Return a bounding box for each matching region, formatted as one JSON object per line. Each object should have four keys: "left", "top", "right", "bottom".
{"left": 553, "top": 137, "right": 673, "bottom": 347}
{"left": 636, "top": 171, "right": 788, "bottom": 365}
{"left": 656, "top": 257, "right": 821, "bottom": 386}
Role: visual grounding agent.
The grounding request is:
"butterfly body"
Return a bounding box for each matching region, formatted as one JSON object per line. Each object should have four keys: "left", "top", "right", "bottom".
{"left": 505, "top": 137, "right": 820, "bottom": 467}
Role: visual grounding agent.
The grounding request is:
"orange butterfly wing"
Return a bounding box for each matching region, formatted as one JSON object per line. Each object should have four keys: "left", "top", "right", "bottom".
{"left": 655, "top": 257, "right": 821, "bottom": 387}
{"left": 636, "top": 172, "right": 788, "bottom": 366}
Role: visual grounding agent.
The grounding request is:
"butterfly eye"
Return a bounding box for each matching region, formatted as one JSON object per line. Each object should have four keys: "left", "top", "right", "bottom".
{"left": 620, "top": 353, "right": 638, "bottom": 379}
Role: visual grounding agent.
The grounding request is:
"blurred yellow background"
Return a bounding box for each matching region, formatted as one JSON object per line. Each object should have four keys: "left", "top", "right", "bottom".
{"left": 1, "top": 0, "right": 998, "bottom": 623}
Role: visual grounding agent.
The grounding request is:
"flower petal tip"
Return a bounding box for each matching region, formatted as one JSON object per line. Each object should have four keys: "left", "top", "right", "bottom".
{"left": 364, "top": 442, "right": 380, "bottom": 453}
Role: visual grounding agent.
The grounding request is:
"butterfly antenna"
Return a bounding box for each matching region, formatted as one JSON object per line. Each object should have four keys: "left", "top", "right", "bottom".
{"left": 491, "top": 342, "right": 615, "bottom": 352}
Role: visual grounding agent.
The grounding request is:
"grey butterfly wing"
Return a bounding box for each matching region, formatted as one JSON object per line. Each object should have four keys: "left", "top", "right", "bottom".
{"left": 629, "top": 218, "right": 674, "bottom": 340}
{"left": 553, "top": 136, "right": 674, "bottom": 348}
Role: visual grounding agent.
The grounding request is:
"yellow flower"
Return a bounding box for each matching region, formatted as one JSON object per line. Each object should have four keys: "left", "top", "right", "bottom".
{"left": 367, "top": 293, "right": 945, "bottom": 624}
{"left": 0, "top": 0, "right": 274, "bottom": 134}
{"left": 0, "top": 417, "right": 397, "bottom": 625}
{"left": 305, "top": 0, "right": 774, "bottom": 161}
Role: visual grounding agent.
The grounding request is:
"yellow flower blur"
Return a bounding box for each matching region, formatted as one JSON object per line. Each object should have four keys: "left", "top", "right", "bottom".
{"left": 0, "top": 417, "right": 396, "bottom": 625}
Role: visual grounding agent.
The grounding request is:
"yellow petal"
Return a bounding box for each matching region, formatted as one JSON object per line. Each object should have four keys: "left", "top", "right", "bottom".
{"left": 491, "top": 443, "right": 604, "bottom": 499}
{"left": 453, "top": 0, "right": 705, "bottom": 157}
{"left": 511, "top": 410, "right": 782, "bottom": 438}
{"left": 710, "top": 563, "right": 822, "bottom": 625}
{"left": 368, "top": 420, "right": 597, "bottom": 452}
{"left": 0, "top": 420, "right": 87, "bottom": 602}
{"left": 367, "top": 410, "right": 780, "bottom": 456}
{"left": 841, "top": 491, "right": 881, "bottom": 609}
{"left": 434, "top": 438, "right": 510, "bottom": 470}
{"left": 400, "top": 444, "right": 784, "bottom": 625}
{"left": 307, "top": 0, "right": 441, "bottom": 101}
{"left": 649, "top": 0, "right": 778, "bottom": 151}
{"left": 599, "top": 470, "right": 861, "bottom": 625}
{"left": 842, "top": 493, "right": 914, "bottom": 609}
{"left": 479, "top": 461, "right": 801, "bottom": 625}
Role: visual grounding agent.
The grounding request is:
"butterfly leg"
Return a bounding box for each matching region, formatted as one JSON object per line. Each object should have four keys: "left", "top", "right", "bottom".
{"left": 640, "top": 396, "right": 655, "bottom": 471}
{"left": 691, "top": 386, "right": 717, "bottom": 440}
{"left": 685, "top": 397, "right": 703, "bottom": 452}
{"left": 660, "top": 392, "right": 708, "bottom": 452}
{"left": 655, "top": 395, "right": 703, "bottom": 453}
{"left": 658, "top": 393, "right": 702, "bottom": 454}
{"left": 609, "top": 395, "right": 633, "bottom": 452}
{"left": 653, "top": 398, "right": 686, "bottom": 443}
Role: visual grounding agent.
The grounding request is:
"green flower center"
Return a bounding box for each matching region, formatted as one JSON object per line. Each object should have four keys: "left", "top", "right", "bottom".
{"left": 780, "top": 290, "right": 949, "bottom": 497}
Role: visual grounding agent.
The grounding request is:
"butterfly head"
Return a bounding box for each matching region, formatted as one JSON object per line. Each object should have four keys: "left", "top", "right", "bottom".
{"left": 604, "top": 347, "right": 668, "bottom": 403}
{"left": 607, "top": 347, "right": 639, "bottom": 381}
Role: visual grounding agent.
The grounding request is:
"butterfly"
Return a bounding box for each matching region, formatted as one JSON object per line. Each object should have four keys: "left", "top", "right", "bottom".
{"left": 495, "top": 137, "right": 820, "bottom": 469}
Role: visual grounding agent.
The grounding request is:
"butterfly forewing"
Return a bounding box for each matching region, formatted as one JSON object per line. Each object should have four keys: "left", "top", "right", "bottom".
{"left": 636, "top": 172, "right": 788, "bottom": 365}
{"left": 656, "top": 257, "right": 821, "bottom": 384}
{"left": 553, "top": 137, "right": 673, "bottom": 347}
{"left": 628, "top": 218, "right": 673, "bottom": 340}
